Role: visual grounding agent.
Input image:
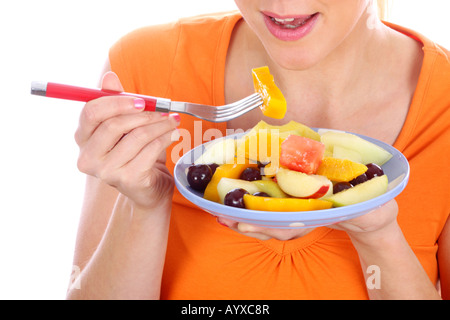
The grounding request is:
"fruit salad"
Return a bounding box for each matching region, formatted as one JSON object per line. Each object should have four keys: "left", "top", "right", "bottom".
{"left": 186, "top": 120, "right": 392, "bottom": 212}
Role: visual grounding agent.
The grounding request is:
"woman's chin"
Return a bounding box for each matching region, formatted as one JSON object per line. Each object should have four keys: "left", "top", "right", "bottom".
{"left": 268, "top": 48, "right": 323, "bottom": 71}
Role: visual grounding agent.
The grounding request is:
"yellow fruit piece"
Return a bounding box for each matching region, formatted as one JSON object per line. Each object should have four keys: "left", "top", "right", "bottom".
{"left": 203, "top": 163, "right": 258, "bottom": 203}
{"left": 235, "top": 120, "right": 320, "bottom": 176}
{"left": 316, "top": 157, "right": 368, "bottom": 182}
{"left": 251, "top": 120, "right": 320, "bottom": 141}
{"left": 243, "top": 194, "right": 333, "bottom": 212}
{"left": 252, "top": 66, "right": 287, "bottom": 119}
{"left": 236, "top": 130, "right": 282, "bottom": 163}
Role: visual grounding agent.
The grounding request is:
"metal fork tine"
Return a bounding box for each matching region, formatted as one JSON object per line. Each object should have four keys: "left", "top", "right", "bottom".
{"left": 165, "top": 93, "right": 262, "bottom": 122}
{"left": 215, "top": 105, "right": 260, "bottom": 122}
{"left": 214, "top": 93, "right": 261, "bottom": 111}
{"left": 215, "top": 103, "right": 263, "bottom": 122}
{"left": 213, "top": 95, "right": 262, "bottom": 116}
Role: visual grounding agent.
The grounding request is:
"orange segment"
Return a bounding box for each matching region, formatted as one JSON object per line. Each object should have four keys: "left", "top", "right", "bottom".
{"left": 316, "top": 157, "right": 368, "bottom": 182}
{"left": 203, "top": 163, "right": 258, "bottom": 203}
{"left": 252, "top": 66, "right": 287, "bottom": 119}
{"left": 243, "top": 194, "right": 333, "bottom": 212}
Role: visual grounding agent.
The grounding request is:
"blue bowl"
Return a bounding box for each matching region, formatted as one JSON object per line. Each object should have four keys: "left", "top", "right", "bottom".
{"left": 174, "top": 129, "right": 409, "bottom": 228}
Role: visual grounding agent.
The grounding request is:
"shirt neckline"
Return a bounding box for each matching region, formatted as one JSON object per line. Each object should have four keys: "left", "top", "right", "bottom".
{"left": 259, "top": 227, "right": 334, "bottom": 255}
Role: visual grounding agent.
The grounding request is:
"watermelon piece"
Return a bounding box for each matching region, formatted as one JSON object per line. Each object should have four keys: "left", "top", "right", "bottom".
{"left": 280, "top": 135, "right": 325, "bottom": 174}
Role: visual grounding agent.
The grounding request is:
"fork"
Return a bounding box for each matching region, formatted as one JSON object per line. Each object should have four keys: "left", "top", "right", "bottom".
{"left": 31, "top": 81, "right": 263, "bottom": 123}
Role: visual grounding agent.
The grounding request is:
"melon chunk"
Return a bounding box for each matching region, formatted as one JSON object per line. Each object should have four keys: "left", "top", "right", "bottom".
{"left": 325, "top": 175, "right": 388, "bottom": 207}
{"left": 251, "top": 180, "right": 288, "bottom": 198}
{"left": 195, "top": 138, "right": 236, "bottom": 165}
{"left": 320, "top": 131, "right": 392, "bottom": 166}
{"left": 332, "top": 145, "right": 363, "bottom": 163}
{"left": 217, "top": 178, "right": 260, "bottom": 204}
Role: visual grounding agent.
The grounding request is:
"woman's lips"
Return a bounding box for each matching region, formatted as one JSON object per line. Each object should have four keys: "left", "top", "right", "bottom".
{"left": 262, "top": 12, "right": 319, "bottom": 42}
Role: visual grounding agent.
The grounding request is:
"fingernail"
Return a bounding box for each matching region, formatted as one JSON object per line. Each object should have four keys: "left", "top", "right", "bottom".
{"left": 170, "top": 113, "right": 181, "bottom": 123}
{"left": 171, "top": 128, "right": 181, "bottom": 142}
{"left": 216, "top": 217, "right": 228, "bottom": 228}
{"left": 134, "top": 98, "right": 145, "bottom": 109}
{"left": 160, "top": 113, "right": 169, "bottom": 117}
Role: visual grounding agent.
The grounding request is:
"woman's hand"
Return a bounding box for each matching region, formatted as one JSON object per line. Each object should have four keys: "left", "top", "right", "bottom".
{"left": 331, "top": 199, "right": 399, "bottom": 233}
{"left": 328, "top": 199, "right": 399, "bottom": 243}
{"left": 329, "top": 200, "right": 398, "bottom": 244}
{"left": 74, "top": 72, "right": 180, "bottom": 210}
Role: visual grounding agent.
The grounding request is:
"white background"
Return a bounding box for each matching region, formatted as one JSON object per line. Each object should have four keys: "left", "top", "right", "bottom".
{"left": 0, "top": 0, "right": 448, "bottom": 300}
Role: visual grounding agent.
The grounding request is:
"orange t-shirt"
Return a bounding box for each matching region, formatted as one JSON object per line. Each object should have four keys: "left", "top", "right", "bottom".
{"left": 109, "top": 12, "right": 450, "bottom": 299}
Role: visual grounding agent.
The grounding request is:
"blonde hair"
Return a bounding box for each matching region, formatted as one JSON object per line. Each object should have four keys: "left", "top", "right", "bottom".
{"left": 377, "top": 0, "right": 392, "bottom": 20}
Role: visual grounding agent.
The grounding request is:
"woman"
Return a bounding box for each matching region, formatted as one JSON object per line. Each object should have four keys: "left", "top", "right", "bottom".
{"left": 67, "top": 0, "right": 449, "bottom": 299}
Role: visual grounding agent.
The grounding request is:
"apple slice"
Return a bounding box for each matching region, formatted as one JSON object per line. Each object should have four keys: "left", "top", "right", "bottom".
{"left": 251, "top": 180, "right": 288, "bottom": 198}
{"left": 275, "top": 167, "right": 332, "bottom": 199}
{"left": 194, "top": 138, "right": 236, "bottom": 165}
{"left": 326, "top": 175, "right": 388, "bottom": 207}
{"left": 320, "top": 131, "right": 392, "bottom": 166}
{"left": 216, "top": 178, "right": 260, "bottom": 204}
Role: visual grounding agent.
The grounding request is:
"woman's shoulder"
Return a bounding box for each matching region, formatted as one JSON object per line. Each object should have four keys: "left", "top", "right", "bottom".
{"left": 111, "top": 11, "right": 241, "bottom": 57}
{"left": 386, "top": 22, "right": 449, "bottom": 127}
{"left": 109, "top": 11, "right": 241, "bottom": 95}
{"left": 385, "top": 21, "right": 449, "bottom": 90}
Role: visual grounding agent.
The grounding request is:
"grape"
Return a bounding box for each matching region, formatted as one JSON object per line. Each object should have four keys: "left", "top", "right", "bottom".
{"left": 349, "top": 173, "right": 368, "bottom": 186}
{"left": 253, "top": 191, "right": 270, "bottom": 197}
{"left": 333, "top": 182, "right": 353, "bottom": 194}
{"left": 365, "top": 163, "right": 384, "bottom": 180}
{"left": 206, "top": 163, "right": 219, "bottom": 175}
{"left": 239, "top": 167, "right": 262, "bottom": 181}
{"left": 187, "top": 164, "right": 213, "bottom": 191}
{"left": 224, "top": 188, "right": 249, "bottom": 208}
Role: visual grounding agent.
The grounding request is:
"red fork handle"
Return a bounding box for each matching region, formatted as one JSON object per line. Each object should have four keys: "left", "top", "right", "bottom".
{"left": 31, "top": 81, "right": 158, "bottom": 112}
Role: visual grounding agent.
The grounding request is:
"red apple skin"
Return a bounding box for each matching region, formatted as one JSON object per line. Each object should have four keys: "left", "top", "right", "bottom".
{"left": 301, "top": 184, "right": 330, "bottom": 199}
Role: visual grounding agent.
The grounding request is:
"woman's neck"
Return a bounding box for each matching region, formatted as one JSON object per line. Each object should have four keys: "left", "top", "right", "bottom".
{"left": 263, "top": 15, "right": 394, "bottom": 119}
{"left": 226, "top": 11, "right": 422, "bottom": 144}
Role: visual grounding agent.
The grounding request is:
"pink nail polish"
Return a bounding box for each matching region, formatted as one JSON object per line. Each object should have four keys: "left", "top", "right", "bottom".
{"left": 170, "top": 113, "right": 181, "bottom": 123}
{"left": 134, "top": 98, "right": 145, "bottom": 109}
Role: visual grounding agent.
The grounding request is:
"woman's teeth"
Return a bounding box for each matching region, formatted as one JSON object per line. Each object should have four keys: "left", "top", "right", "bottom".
{"left": 273, "top": 17, "right": 295, "bottom": 23}
{"left": 270, "top": 16, "right": 311, "bottom": 29}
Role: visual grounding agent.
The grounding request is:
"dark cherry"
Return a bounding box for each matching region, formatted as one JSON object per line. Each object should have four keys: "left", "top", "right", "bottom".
{"left": 349, "top": 173, "right": 368, "bottom": 186}
{"left": 333, "top": 182, "right": 353, "bottom": 194}
{"left": 252, "top": 191, "right": 270, "bottom": 197}
{"left": 207, "top": 163, "right": 219, "bottom": 175}
{"left": 224, "top": 188, "right": 249, "bottom": 208}
{"left": 186, "top": 164, "right": 213, "bottom": 191}
{"left": 365, "top": 163, "right": 384, "bottom": 180}
{"left": 239, "top": 167, "right": 262, "bottom": 181}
